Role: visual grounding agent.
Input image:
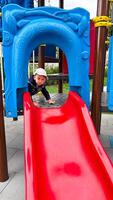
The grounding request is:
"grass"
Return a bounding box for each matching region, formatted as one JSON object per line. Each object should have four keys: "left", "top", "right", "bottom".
{"left": 47, "top": 77, "right": 108, "bottom": 94}
{"left": 46, "top": 83, "right": 69, "bottom": 94}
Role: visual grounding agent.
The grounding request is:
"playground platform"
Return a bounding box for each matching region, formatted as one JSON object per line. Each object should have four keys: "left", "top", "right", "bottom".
{"left": 0, "top": 94, "right": 113, "bottom": 200}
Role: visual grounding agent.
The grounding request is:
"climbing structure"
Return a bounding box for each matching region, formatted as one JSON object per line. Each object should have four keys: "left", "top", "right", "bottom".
{"left": 2, "top": 4, "right": 90, "bottom": 117}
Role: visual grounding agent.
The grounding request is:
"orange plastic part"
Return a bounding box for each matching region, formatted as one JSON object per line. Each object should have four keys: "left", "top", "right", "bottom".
{"left": 24, "top": 91, "right": 113, "bottom": 200}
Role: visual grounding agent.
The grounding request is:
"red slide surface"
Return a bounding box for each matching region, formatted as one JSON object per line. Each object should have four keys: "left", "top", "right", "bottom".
{"left": 24, "top": 92, "right": 113, "bottom": 200}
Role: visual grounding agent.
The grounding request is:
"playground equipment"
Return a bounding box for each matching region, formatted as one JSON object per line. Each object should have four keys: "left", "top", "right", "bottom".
{"left": 89, "top": 20, "right": 96, "bottom": 75}
{"left": 0, "top": 0, "right": 112, "bottom": 190}
{"left": 1, "top": 3, "right": 113, "bottom": 199}
{"left": 0, "top": 0, "right": 34, "bottom": 8}
{"left": 2, "top": 4, "right": 90, "bottom": 117}
{"left": 91, "top": 0, "right": 110, "bottom": 133}
{"left": 0, "top": 0, "right": 34, "bottom": 38}
{"left": 108, "top": 36, "right": 113, "bottom": 110}
{"left": 0, "top": 72, "right": 8, "bottom": 182}
{"left": 62, "top": 20, "right": 96, "bottom": 76}
{"left": 24, "top": 91, "right": 113, "bottom": 200}
{"left": 0, "top": 0, "right": 35, "bottom": 183}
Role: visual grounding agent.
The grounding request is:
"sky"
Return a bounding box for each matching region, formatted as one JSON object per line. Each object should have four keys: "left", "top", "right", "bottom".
{"left": 34, "top": 0, "right": 97, "bottom": 18}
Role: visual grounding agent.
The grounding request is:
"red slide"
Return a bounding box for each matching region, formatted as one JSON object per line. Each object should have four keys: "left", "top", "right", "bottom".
{"left": 24, "top": 92, "right": 113, "bottom": 200}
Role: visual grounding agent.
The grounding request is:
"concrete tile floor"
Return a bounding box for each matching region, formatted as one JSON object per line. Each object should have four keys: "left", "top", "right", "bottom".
{"left": 0, "top": 117, "right": 24, "bottom": 200}
{"left": 0, "top": 113, "right": 113, "bottom": 200}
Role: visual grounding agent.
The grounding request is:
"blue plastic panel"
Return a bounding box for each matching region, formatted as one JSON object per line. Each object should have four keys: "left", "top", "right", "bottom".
{"left": 0, "top": 0, "right": 34, "bottom": 40}
{"left": 107, "top": 36, "right": 113, "bottom": 111}
{"left": 0, "top": 16, "right": 1, "bottom": 40}
{"left": 0, "top": 0, "right": 33, "bottom": 7}
{"left": 2, "top": 4, "right": 90, "bottom": 117}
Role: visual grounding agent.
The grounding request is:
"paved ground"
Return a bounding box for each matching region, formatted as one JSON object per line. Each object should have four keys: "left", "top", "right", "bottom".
{"left": 0, "top": 95, "right": 113, "bottom": 200}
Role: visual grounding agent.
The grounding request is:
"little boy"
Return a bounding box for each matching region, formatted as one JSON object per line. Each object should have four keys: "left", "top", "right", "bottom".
{"left": 28, "top": 68, "right": 55, "bottom": 104}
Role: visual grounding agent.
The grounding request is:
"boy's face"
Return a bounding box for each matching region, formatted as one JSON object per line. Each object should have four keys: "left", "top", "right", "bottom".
{"left": 34, "top": 74, "right": 46, "bottom": 86}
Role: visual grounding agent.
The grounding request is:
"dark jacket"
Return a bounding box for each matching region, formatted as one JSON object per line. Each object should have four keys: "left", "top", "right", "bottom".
{"left": 28, "top": 75, "right": 50, "bottom": 100}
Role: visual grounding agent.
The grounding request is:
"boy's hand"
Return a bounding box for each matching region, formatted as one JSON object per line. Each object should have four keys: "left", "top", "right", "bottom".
{"left": 33, "top": 102, "right": 38, "bottom": 106}
{"left": 48, "top": 99, "right": 55, "bottom": 104}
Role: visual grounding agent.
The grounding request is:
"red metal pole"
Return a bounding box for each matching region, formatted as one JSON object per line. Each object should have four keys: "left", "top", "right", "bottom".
{"left": 0, "top": 72, "right": 8, "bottom": 182}
{"left": 91, "top": 0, "right": 109, "bottom": 134}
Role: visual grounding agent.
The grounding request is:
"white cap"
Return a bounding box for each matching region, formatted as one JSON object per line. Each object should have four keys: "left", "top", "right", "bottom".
{"left": 34, "top": 68, "right": 47, "bottom": 77}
